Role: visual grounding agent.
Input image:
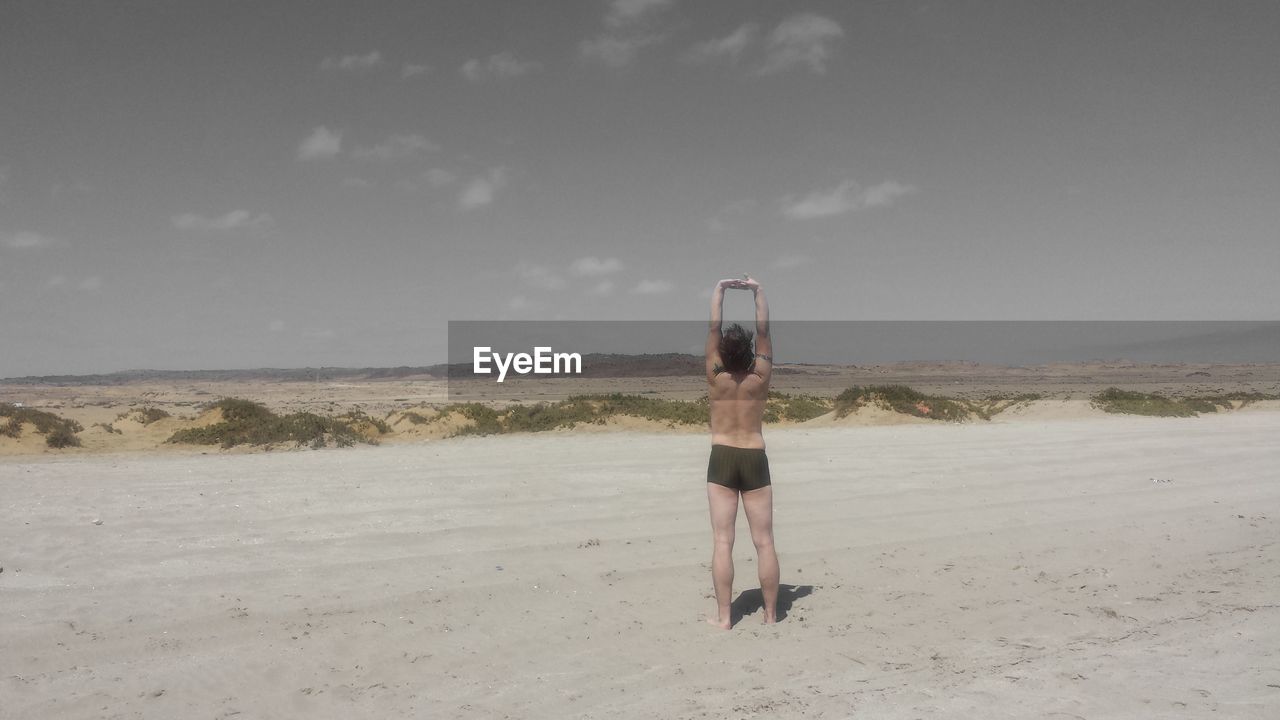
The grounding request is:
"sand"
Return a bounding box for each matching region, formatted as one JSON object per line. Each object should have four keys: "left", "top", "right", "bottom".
{"left": 3, "top": 413, "right": 1279, "bottom": 718}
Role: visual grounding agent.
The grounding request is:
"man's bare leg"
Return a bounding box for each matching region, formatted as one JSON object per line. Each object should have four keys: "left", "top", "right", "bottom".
{"left": 742, "top": 485, "right": 779, "bottom": 623}
{"left": 706, "top": 483, "right": 739, "bottom": 629}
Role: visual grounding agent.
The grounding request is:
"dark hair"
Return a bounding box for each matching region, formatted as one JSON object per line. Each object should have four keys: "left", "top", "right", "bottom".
{"left": 718, "top": 323, "right": 755, "bottom": 373}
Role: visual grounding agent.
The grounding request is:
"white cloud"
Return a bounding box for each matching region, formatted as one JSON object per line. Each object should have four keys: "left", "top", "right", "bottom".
{"left": 589, "top": 280, "right": 616, "bottom": 296}
{"left": 320, "top": 51, "right": 383, "bottom": 72}
{"left": 460, "top": 52, "right": 542, "bottom": 81}
{"left": 172, "top": 209, "right": 273, "bottom": 233}
{"left": 605, "top": 0, "right": 674, "bottom": 28}
{"left": 6, "top": 231, "right": 54, "bottom": 249}
{"left": 516, "top": 262, "right": 565, "bottom": 291}
{"left": 686, "top": 24, "right": 757, "bottom": 64}
{"left": 458, "top": 168, "right": 508, "bottom": 210}
{"left": 508, "top": 295, "right": 531, "bottom": 311}
{"left": 401, "top": 63, "right": 431, "bottom": 79}
{"left": 350, "top": 134, "right": 438, "bottom": 161}
{"left": 570, "top": 256, "right": 623, "bottom": 276}
{"left": 268, "top": 319, "right": 286, "bottom": 332}
{"left": 77, "top": 276, "right": 103, "bottom": 291}
{"left": 581, "top": 0, "right": 674, "bottom": 67}
{"left": 580, "top": 34, "right": 663, "bottom": 67}
{"left": 783, "top": 180, "right": 859, "bottom": 219}
{"left": 759, "top": 14, "right": 844, "bottom": 75}
{"left": 297, "top": 126, "right": 342, "bottom": 161}
{"left": 48, "top": 275, "right": 67, "bottom": 288}
{"left": 782, "top": 179, "right": 916, "bottom": 220}
{"left": 630, "top": 279, "right": 674, "bottom": 295}
{"left": 860, "top": 180, "right": 917, "bottom": 208}
{"left": 341, "top": 176, "right": 373, "bottom": 188}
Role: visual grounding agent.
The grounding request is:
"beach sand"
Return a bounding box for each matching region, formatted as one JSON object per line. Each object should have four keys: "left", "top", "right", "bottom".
{"left": 2, "top": 412, "right": 1278, "bottom": 718}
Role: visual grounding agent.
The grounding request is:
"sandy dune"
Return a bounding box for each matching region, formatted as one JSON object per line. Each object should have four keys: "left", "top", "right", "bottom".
{"left": 3, "top": 413, "right": 1279, "bottom": 718}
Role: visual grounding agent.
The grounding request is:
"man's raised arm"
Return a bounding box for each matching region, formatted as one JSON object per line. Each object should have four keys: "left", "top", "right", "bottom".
{"left": 709, "top": 281, "right": 726, "bottom": 333}
{"left": 707, "top": 278, "right": 736, "bottom": 380}
{"left": 744, "top": 276, "right": 771, "bottom": 364}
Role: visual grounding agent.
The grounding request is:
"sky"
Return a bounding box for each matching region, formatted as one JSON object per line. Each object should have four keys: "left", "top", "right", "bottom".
{"left": 1, "top": 0, "right": 1278, "bottom": 376}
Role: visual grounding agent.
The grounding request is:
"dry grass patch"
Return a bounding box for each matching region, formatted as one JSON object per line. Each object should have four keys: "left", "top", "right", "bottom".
{"left": 0, "top": 403, "right": 84, "bottom": 448}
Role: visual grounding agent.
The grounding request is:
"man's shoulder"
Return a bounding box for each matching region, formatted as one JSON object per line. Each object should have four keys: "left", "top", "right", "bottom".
{"left": 707, "top": 373, "right": 769, "bottom": 397}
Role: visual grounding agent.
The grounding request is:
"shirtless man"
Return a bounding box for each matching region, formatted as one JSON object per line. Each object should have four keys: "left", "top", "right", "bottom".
{"left": 704, "top": 275, "right": 779, "bottom": 629}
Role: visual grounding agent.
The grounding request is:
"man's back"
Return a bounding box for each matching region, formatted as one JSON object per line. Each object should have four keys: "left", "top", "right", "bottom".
{"left": 708, "top": 370, "right": 768, "bottom": 449}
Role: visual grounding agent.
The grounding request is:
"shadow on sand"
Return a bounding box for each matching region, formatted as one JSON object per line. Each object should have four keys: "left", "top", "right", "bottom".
{"left": 730, "top": 584, "right": 814, "bottom": 626}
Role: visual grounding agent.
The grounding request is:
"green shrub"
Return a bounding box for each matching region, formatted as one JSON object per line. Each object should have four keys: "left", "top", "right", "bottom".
{"left": 215, "top": 398, "right": 276, "bottom": 424}
{"left": 1092, "top": 388, "right": 1196, "bottom": 417}
{"left": 0, "top": 403, "right": 83, "bottom": 446}
{"left": 166, "top": 398, "right": 368, "bottom": 449}
{"left": 451, "top": 403, "right": 505, "bottom": 436}
{"left": 1091, "top": 388, "right": 1280, "bottom": 417}
{"left": 130, "top": 407, "right": 171, "bottom": 424}
{"left": 1192, "top": 391, "right": 1280, "bottom": 409}
{"left": 588, "top": 393, "right": 709, "bottom": 426}
{"left": 340, "top": 410, "right": 392, "bottom": 434}
{"left": 439, "top": 394, "right": 710, "bottom": 437}
{"left": 503, "top": 402, "right": 579, "bottom": 433}
{"left": 778, "top": 394, "right": 832, "bottom": 421}
{"left": 834, "top": 385, "right": 974, "bottom": 421}
{"left": 45, "top": 425, "right": 81, "bottom": 448}
{"left": 761, "top": 392, "right": 833, "bottom": 422}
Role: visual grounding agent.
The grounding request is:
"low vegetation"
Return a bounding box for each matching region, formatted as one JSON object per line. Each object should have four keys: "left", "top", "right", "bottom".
{"left": 764, "top": 392, "right": 832, "bottom": 423}
{"left": 833, "top": 386, "right": 1047, "bottom": 422}
{"left": 438, "top": 387, "right": 1052, "bottom": 435}
{"left": 834, "top": 385, "right": 978, "bottom": 421}
{"left": 166, "top": 398, "right": 387, "bottom": 449}
{"left": 1091, "top": 388, "right": 1280, "bottom": 417}
{"left": 340, "top": 409, "right": 392, "bottom": 434}
{"left": 0, "top": 403, "right": 84, "bottom": 448}
{"left": 117, "top": 407, "right": 171, "bottom": 425}
{"left": 39, "top": 384, "right": 1270, "bottom": 452}
{"left": 447, "top": 394, "right": 711, "bottom": 437}
{"left": 973, "top": 393, "right": 1044, "bottom": 419}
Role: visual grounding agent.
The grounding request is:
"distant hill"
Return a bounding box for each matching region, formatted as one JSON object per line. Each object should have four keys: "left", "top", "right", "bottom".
{"left": 0, "top": 367, "right": 438, "bottom": 386}
{"left": 0, "top": 353, "right": 722, "bottom": 385}
{"left": 449, "top": 352, "right": 705, "bottom": 380}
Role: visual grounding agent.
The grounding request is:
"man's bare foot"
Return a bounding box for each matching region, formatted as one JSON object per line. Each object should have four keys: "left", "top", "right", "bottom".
{"left": 705, "top": 616, "right": 732, "bottom": 630}
{"left": 761, "top": 614, "right": 777, "bottom": 625}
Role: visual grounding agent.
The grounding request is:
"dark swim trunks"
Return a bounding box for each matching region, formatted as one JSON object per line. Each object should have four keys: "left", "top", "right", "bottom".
{"left": 707, "top": 444, "right": 771, "bottom": 492}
